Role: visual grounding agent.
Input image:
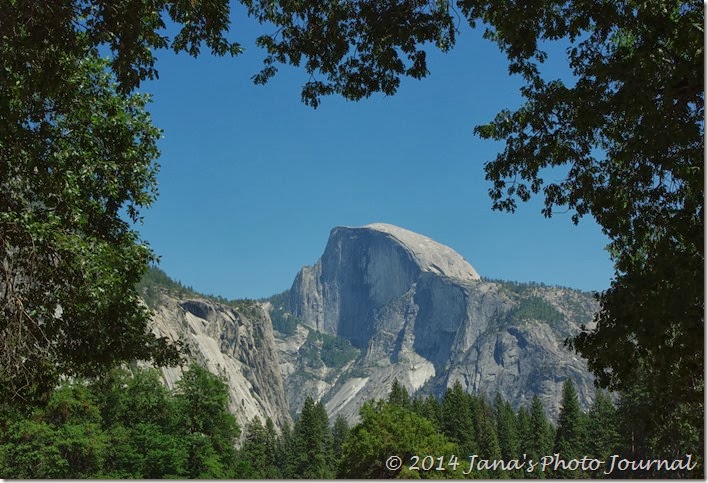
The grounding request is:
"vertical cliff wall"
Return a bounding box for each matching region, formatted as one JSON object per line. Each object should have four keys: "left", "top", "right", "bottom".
{"left": 149, "top": 290, "right": 291, "bottom": 430}
{"left": 285, "top": 223, "right": 596, "bottom": 421}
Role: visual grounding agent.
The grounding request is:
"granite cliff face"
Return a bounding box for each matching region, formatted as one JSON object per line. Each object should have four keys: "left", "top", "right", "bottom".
{"left": 147, "top": 289, "right": 291, "bottom": 430}
{"left": 283, "top": 223, "right": 597, "bottom": 421}
{"left": 141, "top": 223, "right": 597, "bottom": 429}
{"left": 289, "top": 224, "right": 480, "bottom": 347}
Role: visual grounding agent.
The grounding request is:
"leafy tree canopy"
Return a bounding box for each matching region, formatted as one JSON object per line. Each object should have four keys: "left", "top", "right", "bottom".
{"left": 462, "top": 0, "right": 703, "bottom": 454}
{"left": 3, "top": 1, "right": 701, "bottom": 457}
{"left": 0, "top": 46, "right": 182, "bottom": 402}
{"left": 339, "top": 399, "right": 461, "bottom": 479}
{"left": 0, "top": 364, "right": 240, "bottom": 479}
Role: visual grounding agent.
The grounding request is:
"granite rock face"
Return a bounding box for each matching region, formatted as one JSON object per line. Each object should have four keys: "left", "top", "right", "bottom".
{"left": 285, "top": 223, "right": 597, "bottom": 422}
{"left": 289, "top": 224, "right": 480, "bottom": 347}
{"left": 149, "top": 291, "right": 291, "bottom": 431}
{"left": 143, "top": 223, "right": 597, "bottom": 429}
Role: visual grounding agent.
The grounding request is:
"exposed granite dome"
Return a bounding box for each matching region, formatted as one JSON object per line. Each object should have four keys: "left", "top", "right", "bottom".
{"left": 286, "top": 223, "right": 596, "bottom": 423}
{"left": 360, "top": 223, "right": 481, "bottom": 282}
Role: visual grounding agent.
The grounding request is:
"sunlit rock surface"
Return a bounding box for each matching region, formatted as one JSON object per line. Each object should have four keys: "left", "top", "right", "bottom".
{"left": 145, "top": 223, "right": 597, "bottom": 428}
{"left": 149, "top": 293, "right": 291, "bottom": 430}
{"left": 286, "top": 223, "right": 596, "bottom": 422}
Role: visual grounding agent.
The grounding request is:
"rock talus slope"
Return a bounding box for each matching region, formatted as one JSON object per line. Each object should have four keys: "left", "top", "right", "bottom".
{"left": 285, "top": 223, "right": 596, "bottom": 421}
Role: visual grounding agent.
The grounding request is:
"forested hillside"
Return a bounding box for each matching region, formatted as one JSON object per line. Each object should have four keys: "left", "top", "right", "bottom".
{"left": 1, "top": 368, "right": 699, "bottom": 478}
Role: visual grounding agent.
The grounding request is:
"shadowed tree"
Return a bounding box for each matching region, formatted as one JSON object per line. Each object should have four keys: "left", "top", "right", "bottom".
{"left": 332, "top": 414, "right": 350, "bottom": 465}
{"left": 412, "top": 394, "right": 443, "bottom": 431}
{"left": 388, "top": 378, "right": 411, "bottom": 409}
{"left": 472, "top": 395, "right": 502, "bottom": 478}
{"left": 239, "top": 417, "right": 281, "bottom": 479}
{"left": 292, "top": 396, "right": 334, "bottom": 478}
{"left": 274, "top": 421, "right": 295, "bottom": 479}
{"left": 495, "top": 394, "right": 522, "bottom": 478}
{"left": 516, "top": 405, "right": 531, "bottom": 456}
{"left": 586, "top": 388, "right": 620, "bottom": 477}
{"left": 463, "top": 0, "right": 703, "bottom": 462}
{"left": 526, "top": 395, "right": 554, "bottom": 479}
{"left": 553, "top": 379, "right": 587, "bottom": 478}
{"left": 441, "top": 381, "right": 478, "bottom": 456}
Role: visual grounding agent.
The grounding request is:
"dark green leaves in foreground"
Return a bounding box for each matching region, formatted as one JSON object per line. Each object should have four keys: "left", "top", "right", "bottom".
{"left": 244, "top": 0, "right": 457, "bottom": 107}
{"left": 2, "top": 0, "right": 455, "bottom": 110}
{"left": 0, "top": 364, "right": 239, "bottom": 479}
{"left": 1, "top": 1, "right": 199, "bottom": 402}
{"left": 0, "top": 42, "right": 182, "bottom": 402}
{"left": 467, "top": 0, "right": 703, "bottom": 464}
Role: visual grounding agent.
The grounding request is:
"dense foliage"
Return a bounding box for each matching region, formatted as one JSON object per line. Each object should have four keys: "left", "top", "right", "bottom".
{"left": 0, "top": 48, "right": 182, "bottom": 403}
{"left": 1, "top": 369, "right": 701, "bottom": 478}
{"left": 3, "top": 0, "right": 701, "bottom": 472}
{"left": 467, "top": 0, "right": 703, "bottom": 461}
{"left": 0, "top": 364, "right": 240, "bottom": 478}
{"left": 2, "top": 0, "right": 239, "bottom": 403}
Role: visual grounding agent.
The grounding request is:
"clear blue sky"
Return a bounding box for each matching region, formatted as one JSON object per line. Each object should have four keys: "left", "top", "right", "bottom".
{"left": 135, "top": 7, "right": 615, "bottom": 300}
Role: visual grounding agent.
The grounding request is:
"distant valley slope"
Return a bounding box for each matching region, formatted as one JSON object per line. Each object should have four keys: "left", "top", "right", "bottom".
{"left": 142, "top": 223, "right": 598, "bottom": 427}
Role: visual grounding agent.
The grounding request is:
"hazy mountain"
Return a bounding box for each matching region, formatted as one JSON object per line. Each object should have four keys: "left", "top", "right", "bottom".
{"left": 142, "top": 223, "right": 598, "bottom": 427}
{"left": 277, "top": 223, "right": 597, "bottom": 422}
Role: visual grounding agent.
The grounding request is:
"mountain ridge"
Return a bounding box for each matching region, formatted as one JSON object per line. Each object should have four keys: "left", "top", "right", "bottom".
{"left": 140, "top": 223, "right": 598, "bottom": 426}
{"left": 285, "top": 223, "right": 596, "bottom": 422}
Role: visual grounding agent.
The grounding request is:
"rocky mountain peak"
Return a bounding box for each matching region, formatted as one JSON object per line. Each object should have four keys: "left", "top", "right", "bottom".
{"left": 286, "top": 224, "right": 597, "bottom": 423}
{"left": 144, "top": 223, "right": 597, "bottom": 429}
{"left": 146, "top": 288, "right": 292, "bottom": 431}
{"left": 353, "top": 223, "right": 481, "bottom": 283}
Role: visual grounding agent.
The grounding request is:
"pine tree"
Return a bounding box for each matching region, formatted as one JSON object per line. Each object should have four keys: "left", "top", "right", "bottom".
{"left": 411, "top": 394, "right": 442, "bottom": 430}
{"left": 473, "top": 396, "right": 503, "bottom": 479}
{"left": 239, "top": 418, "right": 268, "bottom": 478}
{"left": 274, "top": 421, "right": 295, "bottom": 479}
{"left": 388, "top": 378, "right": 410, "bottom": 409}
{"left": 516, "top": 405, "right": 531, "bottom": 456}
{"left": 586, "top": 389, "right": 620, "bottom": 477}
{"left": 495, "top": 394, "right": 522, "bottom": 478}
{"left": 527, "top": 396, "right": 554, "bottom": 479}
{"left": 331, "top": 414, "right": 350, "bottom": 464}
{"left": 293, "top": 397, "right": 334, "bottom": 478}
{"left": 441, "top": 381, "right": 478, "bottom": 455}
{"left": 553, "top": 379, "right": 587, "bottom": 478}
{"left": 263, "top": 418, "right": 281, "bottom": 478}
